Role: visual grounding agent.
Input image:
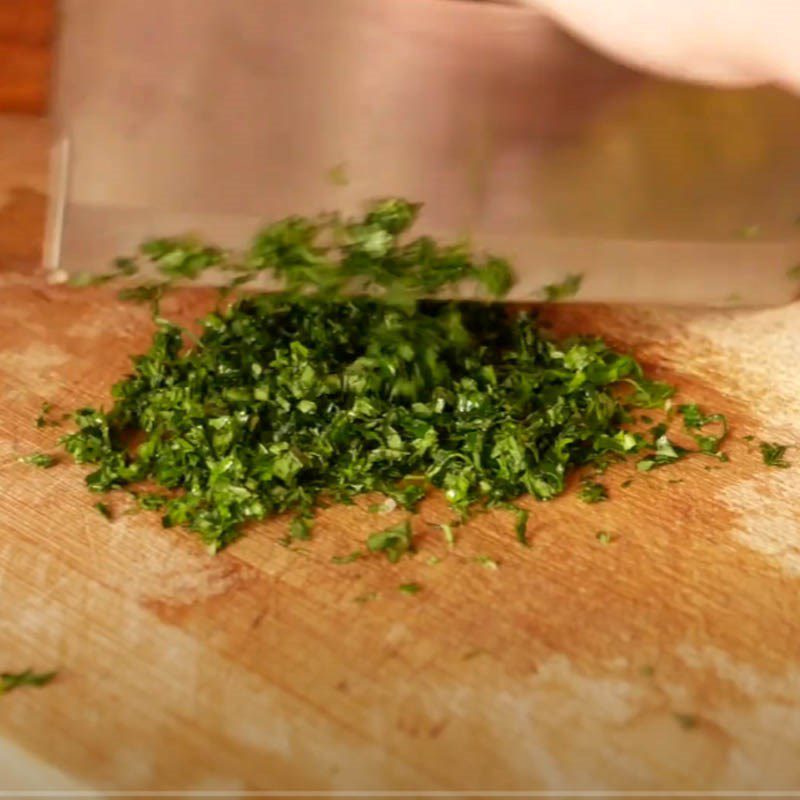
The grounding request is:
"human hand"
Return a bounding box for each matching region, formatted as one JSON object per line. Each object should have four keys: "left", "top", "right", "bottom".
{"left": 529, "top": 0, "right": 800, "bottom": 93}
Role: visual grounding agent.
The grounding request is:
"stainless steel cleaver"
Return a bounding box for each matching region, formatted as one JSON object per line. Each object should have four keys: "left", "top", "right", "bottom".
{"left": 46, "top": 0, "right": 800, "bottom": 304}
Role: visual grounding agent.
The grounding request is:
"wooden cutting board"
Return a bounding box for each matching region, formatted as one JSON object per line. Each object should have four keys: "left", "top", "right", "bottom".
{"left": 2, "top": 112, "right": 800, "bottom": 794}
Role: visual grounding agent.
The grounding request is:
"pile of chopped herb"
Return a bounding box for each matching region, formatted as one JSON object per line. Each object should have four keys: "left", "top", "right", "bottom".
{"left": 55, "top": 199, "right": 721, "bottom": 552}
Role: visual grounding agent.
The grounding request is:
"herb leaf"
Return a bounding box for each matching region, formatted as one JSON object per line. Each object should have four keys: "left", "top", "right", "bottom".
{"left": 579, "top": 480, "right": 608, "bottom": 504}
{"left": 19, "top": 453, "right": 57, "bottom": 469}
{"left": 678, "top": 403, "right": 729, "bottom": 460}
{"left": 760, "top": 441, "right": 791, "bottom": 468}
{"left": 0, "top": 670, "right": 57, "bottom": 695}
{"left": 637, "top": 435, "right": 687, "bottom": 472}
{"left": 542, "top": 273, "right": 582, "bottom": 302}
{"left": 513, "top": 507, "right": 530, "bottom": 547}
{"left": 367, "top": 521, "right": 414, "bottom": 563}
{"left": 331, "top": 551, "right": 364, "bottom": 565}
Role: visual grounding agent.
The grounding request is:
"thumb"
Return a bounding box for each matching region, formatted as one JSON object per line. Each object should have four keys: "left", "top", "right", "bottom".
{"left": 528, "top": 0, "right": 800, "bottom": 92}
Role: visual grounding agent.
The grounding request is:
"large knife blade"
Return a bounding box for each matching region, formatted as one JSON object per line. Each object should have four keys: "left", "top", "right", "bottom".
{"left": 47, "top": 0, "right": 800, "bottom": 304}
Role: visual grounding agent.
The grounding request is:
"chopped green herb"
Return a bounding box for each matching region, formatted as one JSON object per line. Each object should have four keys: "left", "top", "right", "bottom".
{"left": 475, "top": 556, "right": 499, "bottom": 570}
{"left": 673, "top": 712, "right": 698, "bottom": 730}
{"left": 331, "top": 551, "right": 364, "bottom": 565}
{"left": 620, "top": 479, "right": 634, "bottom": 489}
{"left": 578, "top": 480, "right": 608, "bottom": 504}
{"left": 67, "top": 271, "right": 115, "bottom": 288}
{"left": 117, "top": 283, "right": 168, "bottom": 307}
{"left": 326, "top": 162, "right": 349, "bottom": 187}
{"left": 637, "top": 435, "right": 687, "bottom": 472}
{"left": 93, "top": 502, "right": 112, "bottom": 520}
{"left": 743, "top": 434, "right": 755, "bottom": 442}
{"left": 627, "top": 379, "right": 675, "bottom": 409}
{"left": 34, "top": 402, "right": 65, "bottom": 429}
{"left": 398, "top": 582, "right": 422, "bottom": 595}
{"left": 596, "top": 530, "right": 614, "bottom": 545}
{"left": 542, "top": 273, "right": 582, "bottom": 301}
{"left": 678, "top": 403, "right": 729, "bottom": 460}
{"left": 137, "top": 493, "right": 169, "bottom": 511}
{"left": 741, "top": 224, "right": 761, "bottom": 239}
{"left": 760, "top": 441, "right": 791, "bottom": 468}
{"left": 53, "top": 198, "right": 726, "bottom": 552}
{"left": 366, "top": 521, "right": 414, "bottom": 564}
{"left": 439, "top": 523, "right": 456, "bottom": 549}
{"left": 462, "top": 648, "right": 489, "bottom": 661}
{"left": 276, "top": 537, "right": 311, "bottom": 556}
{"left": 19, "top": 453, "right": 57, "bottom": 469}
{"left": 513, "top": 507, "right": 530, "bottom": 547}
{"left": 367, "top": 498, "right": 397, "bottom": 514}
{"left": 289, "top": 515, "right": 314, "bottom": 541}
{"left": 640, "top": 665, "right": 655, "bottom": 678}
{"left": 0, "top": 670, "right": 57, "bottom": 696}
{"left": 427, "top": 556, "right": 442, "bottom": 565}
{"left": 677, "top": 403, "right": 707, "bottom": 429}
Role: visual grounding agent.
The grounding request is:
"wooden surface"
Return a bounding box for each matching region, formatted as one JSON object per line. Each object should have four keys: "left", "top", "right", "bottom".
{"left": 0, "top": 0, "right": 54, "bottom": 114}
{"left": 3, "top": 113, "right": 800, "bottom": 794}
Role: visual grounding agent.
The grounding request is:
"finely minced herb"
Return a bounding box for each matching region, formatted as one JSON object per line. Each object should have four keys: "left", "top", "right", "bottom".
{"left": 760, "top": 441, "right": 791, "bottom": 468}
{"left": 637, "top": 435, "right": 687, "bottom": 472}
{"left": 327, "top": 162, "right": 350, "bottom": 187}
{"left": 93, "top": 502, "right": 112, "bottom": 520}
{"left": 678, "top": 403, "right": 729, "bottom": 461}
{"left": 19, "top": 453, "right": 57, "bottom": 469}
{"left": 0, "top": 670, "right": 56, "bottom": 696}
{"left": 513, "top": 507, "right": 530, "bottom": 546}
{"left": 673, "top": 712, "right": 699, "bottom": 730}
{"left": 475, "top": 556, "right": 499, "bottom": 570}
{"left": 55, "top": 198, "right": 725, "bottom": 552}
{"left": 639, "top": 665, "right": 655, "bottom": 678}
{"left": 331, "top": 551, "right": 364, "bottom": 565}
{"left": 366, "top": 521, "right": 414, "bottom": 563}
{"left": 542, "top": 273, "right": 583, "bottom": 301}
{"left": 398, "top": 582, "right": 422, "bottom": 595}
{"left": 741, "top": 224, "right": 761, "bottom": 240}
{"left": 436, "top": 522, "right": 457, "bottom": 549}
{"left": 578, "top": 480, "right": 608, "bottom": 504}
{"left": 35, "top": 402, "right": 67, "bottom": 429}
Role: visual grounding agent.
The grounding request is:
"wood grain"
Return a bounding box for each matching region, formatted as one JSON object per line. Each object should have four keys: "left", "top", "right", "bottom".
{"left": 2, "top": 115, "right": 800, "bottom": 793}
{"left": 0, "top": 0, "right": 55, "bottom": 114}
